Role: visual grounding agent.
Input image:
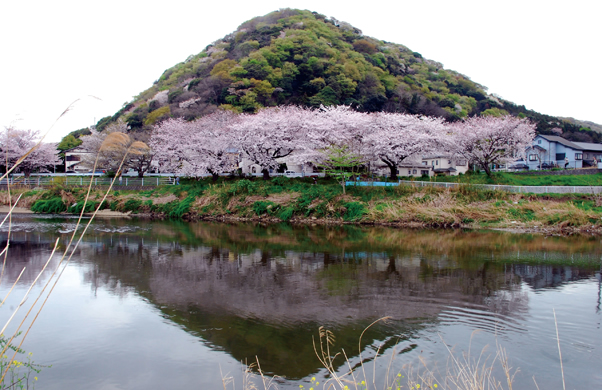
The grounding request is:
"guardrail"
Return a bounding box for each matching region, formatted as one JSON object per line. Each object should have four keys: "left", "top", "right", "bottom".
{"left": 346, "top": 180, "right": 602, "bottom": 194}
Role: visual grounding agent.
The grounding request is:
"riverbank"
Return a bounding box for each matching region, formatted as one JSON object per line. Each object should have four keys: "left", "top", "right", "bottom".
{"left": 2, "top": 177, "right": 602, "bottom": 235}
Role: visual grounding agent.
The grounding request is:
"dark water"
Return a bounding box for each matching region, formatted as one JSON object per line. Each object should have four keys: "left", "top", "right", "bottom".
{"left": 0, "top": 215, "right": 600, "bottom": 389}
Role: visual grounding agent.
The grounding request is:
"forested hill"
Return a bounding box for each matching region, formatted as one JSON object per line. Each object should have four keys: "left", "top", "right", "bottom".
{"left": 91, "top": 8, "right": 601, "bottom": 143}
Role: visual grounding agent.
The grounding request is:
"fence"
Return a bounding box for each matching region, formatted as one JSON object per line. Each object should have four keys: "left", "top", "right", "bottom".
{"left": 0, "top": 176, "right": 174, "bottom": 187}
{"left": 346, "top": 180, "right": 602, "bottom": 194}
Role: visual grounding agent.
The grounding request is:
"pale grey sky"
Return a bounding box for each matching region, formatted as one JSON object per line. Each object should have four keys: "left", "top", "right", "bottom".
{"left": 2, "top": 0, "right": 600, "bottom": 142}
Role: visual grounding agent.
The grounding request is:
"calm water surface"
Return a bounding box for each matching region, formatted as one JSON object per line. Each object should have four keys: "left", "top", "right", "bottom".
{"left": 0, "top": 215, "right": 600, "bottom": 389}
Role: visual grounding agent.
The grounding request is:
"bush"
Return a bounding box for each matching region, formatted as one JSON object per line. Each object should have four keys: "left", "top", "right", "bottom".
{"left": 31, "top": 198, "right": 67, "bottom": 213}
{"left": 278, "top": 206, "right": 294, "bottom": 221}
{"left": 123, "top": 199, "right": 143, "bottom": 213}
{"left": 252, "top": 200, "right": 277, "bottom": 216}
{"left": 343, "top": 202, "right": 366, "bottom": 221}
{"left": 68, "top": 200, "right": 108, "bottom": 213}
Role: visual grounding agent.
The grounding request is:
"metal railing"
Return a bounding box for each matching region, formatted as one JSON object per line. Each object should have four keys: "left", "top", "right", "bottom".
{"left": 345, "top": 180, "right": 602, "bottom": 194}
{"left": 396, "top": 180, "right": 602, "bottom": 194}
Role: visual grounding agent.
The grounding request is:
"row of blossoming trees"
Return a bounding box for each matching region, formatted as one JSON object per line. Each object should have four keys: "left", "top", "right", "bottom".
{"left": 150, "top": 106, "right": 536, "bottom": 180}
{"left": 0, "top": 129, "right": 61, "bottom": 177}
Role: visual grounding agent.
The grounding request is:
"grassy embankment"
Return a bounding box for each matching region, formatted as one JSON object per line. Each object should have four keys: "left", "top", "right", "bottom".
{"left": 3, "top": 172, "right": 602, "bottom": 233}
{"left": 429, "top": 170, "right": 602, "bottom": 186}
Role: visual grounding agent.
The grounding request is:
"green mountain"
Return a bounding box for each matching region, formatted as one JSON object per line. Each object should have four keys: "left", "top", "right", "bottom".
{"left": 92, "top": 9, "right": 601, "bottom": 143}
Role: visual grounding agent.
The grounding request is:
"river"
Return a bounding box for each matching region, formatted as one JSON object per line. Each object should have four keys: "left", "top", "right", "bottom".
{"left": 0, "top": 215, "right": 600, "bottom": 389}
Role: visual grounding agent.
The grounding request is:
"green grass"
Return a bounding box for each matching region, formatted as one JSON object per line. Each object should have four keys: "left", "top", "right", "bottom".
{"left": 431, "top": 172, "right": 602, "bottom": 186}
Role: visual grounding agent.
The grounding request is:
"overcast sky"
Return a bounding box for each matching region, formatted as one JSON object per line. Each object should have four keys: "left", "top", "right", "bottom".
{"left": 2, "top": 0, "right": 600, "bottom": 142}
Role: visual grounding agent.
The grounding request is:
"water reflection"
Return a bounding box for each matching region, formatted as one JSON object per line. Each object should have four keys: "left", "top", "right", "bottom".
{"left": 2, "top": 216, "right": 600, "bottom": 382}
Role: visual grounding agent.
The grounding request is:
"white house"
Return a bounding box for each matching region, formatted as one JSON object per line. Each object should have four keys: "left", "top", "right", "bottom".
{"left": 64, "top": 146, "right": 93, "bottom": 173}
{"left": 421, "top": 154, "right": 469, "bottom": 176}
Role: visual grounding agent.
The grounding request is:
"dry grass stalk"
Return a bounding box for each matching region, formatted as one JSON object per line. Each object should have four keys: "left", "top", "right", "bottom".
{"left": 0, "top": 126, "right": 147, "bottom": 385}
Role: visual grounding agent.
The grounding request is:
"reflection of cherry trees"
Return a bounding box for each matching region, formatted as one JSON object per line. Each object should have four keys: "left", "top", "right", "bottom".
{"left": 0, "top": 127, "right": 60, "bottom": 177}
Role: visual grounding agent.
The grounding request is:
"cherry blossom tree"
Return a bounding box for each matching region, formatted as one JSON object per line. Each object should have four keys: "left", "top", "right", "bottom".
{"left": 303, "top": 105, "right": 372, "bottom": 165}
{"left": 365, "top": 112, "right": 447, "bottom": 180}
{"left": 231, "top": 106, "right": 312, "bottom": 180}
{"left": 450, "top": 116, "right": 536, "bottom": 177}
{"left": 151, "top": 111, "right": 240, "bottom": 179}
{"left": 0, "top": 127, "right": 60, "bottom": 177}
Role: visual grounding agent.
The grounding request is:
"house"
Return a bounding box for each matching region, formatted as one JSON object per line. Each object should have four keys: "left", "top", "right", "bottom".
{"left": 421, "top": 154, "right": 469, "bottom": 176}
{"left": 527, "top": 135, "right": 602, "bottom": 170}
{"left": 398, "top": 162, "right": 432, "bottom": 178}
{"left": 64, "top": 146, "right": 93, "bottom": 172}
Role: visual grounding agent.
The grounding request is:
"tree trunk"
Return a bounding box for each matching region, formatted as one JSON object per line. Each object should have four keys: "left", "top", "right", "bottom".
{"left": 138, "top": 171, "right": 144, "bottom": 178}
{"left": 381, "top": 158, "right": 398, "bottom": 181}
{"left": 482, "top": 163, "right": 492, "bottom": 177}
{"left": 262, "top": 169, "right": 270, "bottom": 180}
{"left": 212, "top": 173, "right": 219, "bottom": 182}
{"left": 388, "top": 164, "right": 398, "bottom": 181}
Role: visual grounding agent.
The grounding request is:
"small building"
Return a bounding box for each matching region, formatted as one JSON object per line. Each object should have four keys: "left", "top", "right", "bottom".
{"left": 64, "top": 146, "right": 93, "bottom": 173}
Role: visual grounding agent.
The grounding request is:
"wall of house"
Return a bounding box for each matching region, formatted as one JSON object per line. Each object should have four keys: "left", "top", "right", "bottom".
{"left": 527, "top": 136, "right": 584, "bottom": 169}
{"left": 421, "top": 157, "right": 467, "bottom": 176}
{"left": 399, "top": 166, "right": 432, "bottom": 178}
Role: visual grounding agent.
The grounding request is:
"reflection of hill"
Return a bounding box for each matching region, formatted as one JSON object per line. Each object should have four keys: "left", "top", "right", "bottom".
{"left": 2, "top": 218, "right": 600, "bottom": 379}
{"left": 78, "top": 238, "right": 530, "bottom": 378}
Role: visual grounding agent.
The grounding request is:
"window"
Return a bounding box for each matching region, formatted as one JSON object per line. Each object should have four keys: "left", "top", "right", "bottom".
{"left": 556, "top": 153, "right": 565, "bottom": 161}
{"left": 448, "top": 160, "right": 452, "bottom": 164}
{"left": 575, "top": 153, "right": 583, "bottom": 160}
{"left": 538, "top": 140, "right": 542, "bottom": 144}
{"left": 456, "top": 160, "right": 467, "bottom": 166}
{"left": 436, "top": 160, "right": 439, "bottom": 166}
{"left": 422, "top": 161, "right": 427, "bottom": 166}
{"left": 421, "top": 170, "right": 429, "bottom": 176}
{"left": 529, "top": 154, "right": 538, "bottom": 161}
{"left": 412, "top": 169, "right": 417, "bottom": 174}
{"left": 408, "top": 169, "right": 412, "bottom": 175}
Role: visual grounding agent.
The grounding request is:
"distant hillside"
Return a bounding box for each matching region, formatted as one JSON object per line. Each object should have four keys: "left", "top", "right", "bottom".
{"left": 88, "top": 9, "right": 601, "bottom": 144}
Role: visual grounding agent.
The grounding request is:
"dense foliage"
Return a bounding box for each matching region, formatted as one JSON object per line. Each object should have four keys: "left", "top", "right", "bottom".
{"left": 82, "top": 8, "right": 600, "bottom": 144}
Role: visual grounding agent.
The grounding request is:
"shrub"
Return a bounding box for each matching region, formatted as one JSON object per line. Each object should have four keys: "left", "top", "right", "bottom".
{"left": 31, "top": 197, "right": 67, "bottom": 213}
{"left": 278, "top": 206, "right": 294, "bottom": 221}
{"left": 68, "top": 200, "right": 108, "bottom": 213}
{"left": 123, "top": 199, "right": 143, "bottom": 213}
{"left": 343, "top": 202, "right": 366, "bottom": 221}
{"left": 252, "top": 200, "right": 277, "bottom": 216}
